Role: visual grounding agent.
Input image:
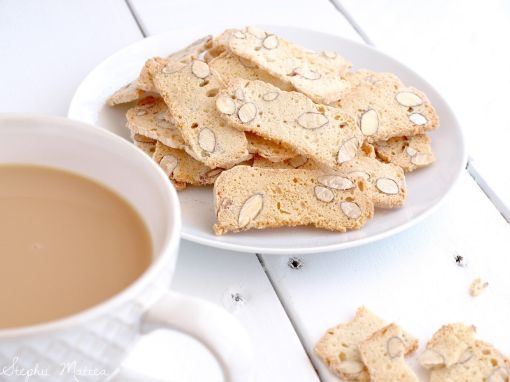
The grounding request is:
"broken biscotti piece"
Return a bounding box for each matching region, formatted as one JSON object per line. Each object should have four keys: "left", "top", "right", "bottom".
{"left": 213, "top": 166, "right": 374, "bottom": 235}
{"left": 336, "top": 70, "right": 439, "bottom": 142}
{"left": 125, "top": 96, "right": 185, "bottom": 149}
{"left": 374, "top": 134, "right": 435, "bottom": 172}
{"left": 225, "top": 26, "right": 351, "bottom": 104}
{"left": 209, "top": 52, "right": 293, "bottom": 91}
{"left": 149, "top": 58, "right": 251, "bottom": 169}
{"left": 153, "top": 142, "right": 223, "bottom": 189}
{"left": 359, "top": 323, "right": 419, "bottom": 382}
{"left": 420, "top": 323, "right": 477, "bottom": 369}
{"left": 108, "top": 35, "right": 212, "bottom": 106}
{"left": 216, "top": 78, "right": 362, "bottom": 171}
{"left": 315, "top": 306, "right": 418, "bottom": 382}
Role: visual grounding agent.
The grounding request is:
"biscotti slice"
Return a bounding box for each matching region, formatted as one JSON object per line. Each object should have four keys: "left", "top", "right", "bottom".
{"left": 125, "top": 96, "right": 186, "bottom": 149}
{"left": 420, "top": 323, "right": 477, "bottom": 369}
{"left": 375, "top": 134, "right": 435, "bottom": 172}
{"left": 153, "top": 142, "right": 223, "bottom": 188}
{"left": 429, "top": 340, "right": 510, "bottom": 382}
{"left": 216, "top": 78, "right": 362, "bottom": 170}
{"left": 315, "top": 306, "right": 418, "bottom": 382}
{"left": 107, "top": 35, "right": 212, "bottom": 106}
{"left": 226, "top": 27, "right": 351, "bottom": 104}
{"left": 253, "top": 155, "right": 317, "bottom": 170}
{"left": 246, "top": 132, "right": 296, "bottom": 162}
{"left": 213, "top": 166, "right": 373, "bottom": 235}
{"left": 336, "top": 70, "right": 439, "bottom": 142}
{"left": 359, "top": 323, "right": 419, "bottom": 382}
{"left": 209, "top": 52, "right": 293, "bottom": 91}
{"left": 149, "top": 58, "right": 251, "bottom": 168}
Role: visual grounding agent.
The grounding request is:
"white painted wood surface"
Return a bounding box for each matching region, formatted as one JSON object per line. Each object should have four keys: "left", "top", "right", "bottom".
{"left": 2, "top": 0, "right": 510, "bottom": 381}
{"left": 337, "top": 0, "right": 510, "bottom": 220}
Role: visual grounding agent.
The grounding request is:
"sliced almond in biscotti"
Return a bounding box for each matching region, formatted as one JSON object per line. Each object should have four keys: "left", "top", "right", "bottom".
{"left": 359, "top": 323, "right": 419, "bottom": 382}
{"left": 213, "top": 166, "right": 373, "bottom": 235}
{"left": 216, "top": 78, "right": 362, "bottom": 170}
{"left": 315, "top": 307, "right": 418, "bottom": 382}
{"left": 125, "top": 96, "right": 186, "bottom": 149}
{"left": 420, "top": 323, "right": 477, "bottom": 370}
{"left": 374, "top": 134, "right": 435, "bottom": 172}
{"left": 429, "top": 339, "right": 510, "bottom": 382}
{"left": 149, "top": 58, "right": 251, "bottom": 168}
{"left": 107, "top": 35, "right": 212, "bottom": 106}
{"left": 209, "top": 52, "right": 294, "bottom": 91}
{"left": 153, "top": 142, "right": 224, "bottom": 188}
{"left": 335, "top": 70, "right": 439, "bottom": 142}
{"left": 224, "top": 27, "right": 351, "bottom": 104}
{"left": 246, "top": 132, "right": 296, "bottom": 162}
{"left": 131, "top": 133, "right": 157, "bottom": 156}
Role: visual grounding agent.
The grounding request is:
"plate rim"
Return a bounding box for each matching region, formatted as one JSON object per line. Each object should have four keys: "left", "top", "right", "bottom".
{"left": 68, "top": 25, "right": 467, "bottom": 255}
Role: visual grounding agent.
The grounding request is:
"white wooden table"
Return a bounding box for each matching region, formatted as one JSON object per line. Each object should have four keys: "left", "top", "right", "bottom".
{"left": 2, "top": 1, "right": 510, "bottom": 381}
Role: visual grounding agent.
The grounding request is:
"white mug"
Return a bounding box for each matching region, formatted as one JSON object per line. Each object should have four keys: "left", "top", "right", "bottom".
{"left": 0, "top": 114, "right": 253, "bottom": 382}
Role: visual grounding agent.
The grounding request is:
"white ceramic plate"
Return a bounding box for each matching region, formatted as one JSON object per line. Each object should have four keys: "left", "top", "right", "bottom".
{"left": 68, "top": 25, "right": 465, "bottom": 255}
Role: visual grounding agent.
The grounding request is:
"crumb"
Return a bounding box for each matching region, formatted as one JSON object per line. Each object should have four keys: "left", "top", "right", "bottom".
{"left": 470, "top": 278, "right": 488, "bottom": 297}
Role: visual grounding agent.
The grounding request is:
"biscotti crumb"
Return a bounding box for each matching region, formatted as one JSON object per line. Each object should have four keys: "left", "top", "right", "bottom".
{"left": 470, "top": 278, "right": 489, "bottom": 297}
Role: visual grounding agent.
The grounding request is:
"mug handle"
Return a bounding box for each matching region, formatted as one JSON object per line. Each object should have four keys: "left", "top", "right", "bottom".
{"left": 139, "top": 291, "right": 254, "bottom": 381}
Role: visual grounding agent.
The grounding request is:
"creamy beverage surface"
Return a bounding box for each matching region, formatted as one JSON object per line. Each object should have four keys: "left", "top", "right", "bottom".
{"left": 0, "top": 165, "right": 152, "bottom": 329}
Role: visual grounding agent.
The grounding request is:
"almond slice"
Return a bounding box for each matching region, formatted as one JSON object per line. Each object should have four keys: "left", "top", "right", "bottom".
{"left": 409, "top": 113, "right": 427, "bottom": 125}
{"left": 162, "top": 61, "right": 187, "bottom": 74}
{"left": 296, "top": 112, "right": 329, "bottom": 129}
{"left": 247, "top": 26, "right": 266, "bottom": 39}
{"left": 204, "top": 168, "right": 223, "bottom": 179}
{"left": 159, "top": 155, "right": 178, "bottom": 176}
{"left": 287, "top": 155, "right": 308, "bottom": 168}
{"left": 406, "top": 146, "right": 418, "bottom": 157}
{"left": 314, "top": 186, "right": 334, "bottom": 203}
{"left": 396, "top": 91, "right": 423, "bottom": 107}
{"left": 376, "top": 177, "right": 399, "bottom": 195}
{"left": 337, "top": 137, "right": 358, "bottom": 164}
{"left": 262, "top": 35, "right": 279, "bottom": 50}
{"left": 191, "top": 60, "right": 210, "bottom": 79}
{"left": 136, "top": 110, "right": 147, "bottom": 116}
{"left": 293, "top": 67, "right": 321, "bottom": 80}
{"left": 340, "top": 201, "right": 362, "bottom": 219}
{"left": 238, "top": 102, "right": 257, "bottom": 123}
{"left": 233, "top": 31, "right": 246, "bottom": 39}
{"left": 235, "top": 88, "right": 245, "bottom": 101}
{"left": 360, "top": 109, "right": 379, "bottom": 136}
{"left": 198, "top": 128, "right": 216, "bottom": 152}
{"left": 337, "top": 360, "right": 365, "bottom": 376}
{"left": 387, "top": 336, "right": 405, "bottom": 359}
{"left": 318, "top": 175, "right": 354, "bottom": 190}
{"left": 238, "top": 193, "right": 264, "bottom": 227}
{"left": 216, "top": 95, "right": 236, "bottom": 115}
{"left": 411, "top": 152, "right": 433, "bottom": 166}
{"left": 420, "top": 349, "right": 446, "bottom": 369}
{"left": 262, "top": 91, "right": 279, "bottom": 101}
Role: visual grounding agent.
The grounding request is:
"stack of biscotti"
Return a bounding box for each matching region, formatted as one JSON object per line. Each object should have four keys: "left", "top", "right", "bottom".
{"left": 107, "top": 26, "right": 440, "bottom": 235}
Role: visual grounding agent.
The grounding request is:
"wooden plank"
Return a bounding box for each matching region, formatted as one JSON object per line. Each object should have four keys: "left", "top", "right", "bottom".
{"left": 337, "top": 0, "right": 510, "bottom": 219}
{"left": 262, "top": 171, "right": 510, "bottom": 380}
{"left": 128, "top": 0, "right": 361, "bottom": 39}
{"left": 0, "top": 0, "right": 142, "bottom": 114}
{"left": 123, "top": 241, "right": 320, "bottom": 381}
{"left": 0, "top": 1, "right": 319, "bottom": 380}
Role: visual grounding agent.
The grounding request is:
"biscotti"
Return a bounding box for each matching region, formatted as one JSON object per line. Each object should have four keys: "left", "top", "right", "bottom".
{"left": 108, "top": 35, "right": 212, "bottom": 106}
{"left": 374, "top": 134, "right": 435, "bottom": 172}
{"left": 149, "top": 58, "right": 251, "bottom": 168}
{"left": 125, "top": 96, "right": 185, "bottom": 149}
{"left": 131, "top": 133, "right": 156, "bottom": 156}
{"left": 315, "top": 306, "right": 418, "bottom": 382}
{"left": 153, "top": 142, "right": 223, "bottom": 188}
{"left": 359, "top": 323, "right": 419, "bottom": 382}
{"left": 225, "top": 27, "right": 352, "bottom": 103}
{"left": 246, "top": 132, "right": 296, "bottom": 162}
{"left": 337, "top": 70, "right": 439, "bottom": 142}
{"left": 216, "top": 78, "right": 362, "bottom": 170}
{"left": 213, "top": 166, "right": 374, "bottom": 235}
